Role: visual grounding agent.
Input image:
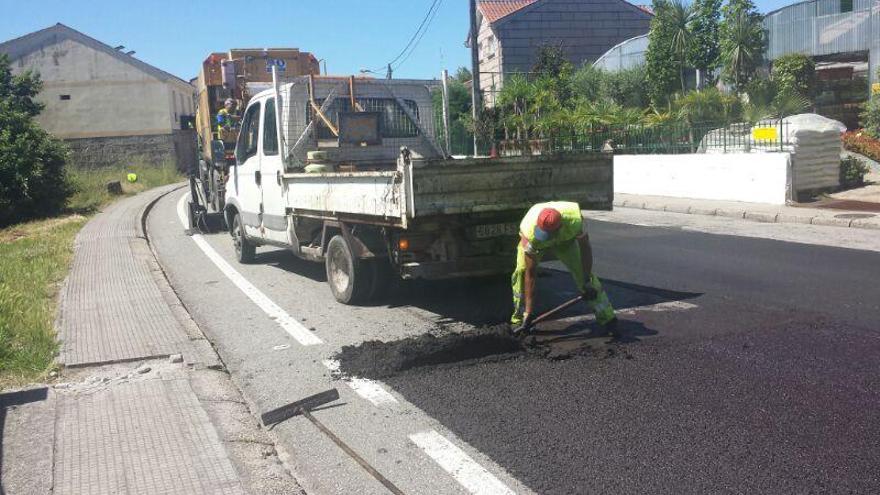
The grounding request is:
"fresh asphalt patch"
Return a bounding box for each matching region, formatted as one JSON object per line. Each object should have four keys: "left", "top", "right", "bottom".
{"left": 334, "top": 278, "right": 696, "bottom": 380}
{"left": 332, "top": 324, "right": 637, "bottom": 380}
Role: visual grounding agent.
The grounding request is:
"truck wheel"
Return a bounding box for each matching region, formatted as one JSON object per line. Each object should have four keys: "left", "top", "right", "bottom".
{"left": 326, "top": 235, "right": 374, "bottom": 304}
{"left": 231, "top": 212, "right": 256, "bottom": 263}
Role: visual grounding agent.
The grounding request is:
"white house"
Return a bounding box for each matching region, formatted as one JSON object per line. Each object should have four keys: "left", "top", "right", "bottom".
{"left": 0, "top": 23, "right": 196, "bottom": 169}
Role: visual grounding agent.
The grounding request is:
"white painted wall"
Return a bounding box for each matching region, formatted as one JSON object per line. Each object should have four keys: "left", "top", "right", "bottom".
{"left": 614, "top": 153, "right": 792, "bottom": 204}
{"left": 11, "top": 38, "right": 193, "bottom": 138}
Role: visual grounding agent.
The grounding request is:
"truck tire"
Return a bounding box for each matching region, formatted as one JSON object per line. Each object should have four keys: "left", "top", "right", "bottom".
{"left": 231, "top": 212, "right": 256, "bottom": 263}
{"left": 325, "top": 235, "right": 374, "bottom": 304}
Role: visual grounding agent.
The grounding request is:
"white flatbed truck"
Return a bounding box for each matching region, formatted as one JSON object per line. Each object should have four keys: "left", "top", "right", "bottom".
{"left": 218, "top": 75, "right": 612, "bottom": 303}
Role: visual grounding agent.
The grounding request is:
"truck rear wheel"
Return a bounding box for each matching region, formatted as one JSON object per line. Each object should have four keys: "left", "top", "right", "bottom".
{"left": 231, "top": 212, "right": 256, "bottom": 263}
{"left": 325, "top": 235, "right": 375, "bottom": 304}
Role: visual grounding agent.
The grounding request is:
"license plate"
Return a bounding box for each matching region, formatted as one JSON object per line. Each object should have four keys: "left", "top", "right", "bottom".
{"left": 473, "top": 223, "right": 518, "bottom": 239}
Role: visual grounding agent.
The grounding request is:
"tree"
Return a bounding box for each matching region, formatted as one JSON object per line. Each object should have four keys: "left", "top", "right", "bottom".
{"left": 0, "top": 54, "right": 72, "bottom": 227}
{"left": 742, "top": 76, "right": 809, "bottom": 122}
{"left": 453, "top": 66, "right": 472, "bottom": 84}
{"left": 771, "top": 53, "right": 816, "bottom": 100}
{"left": 571, "top": 64, "right": 603, "bottom": 102}
{"left": 668, "top": 0, "right": 695, "bottom": 93}
{"left": 601, "top": 66, "right": 651, "bottom": 109}
{"left": 531, "top": 44, "right": 574, "bottom": 104}
{"left": 719, "top": 0, "right": 765, "bottom": 92}
{"left": 646, "top": 0, "right": 684, "bottom": 104}
{"left": 674, "top": 87, "right": 740, "bottom": 125}
{"left": 860, "top": 70, "right": 880, "bottom": 136}
{"left": 688, "top": 0, "right": 722, "bottom": 88}
{"left": 531, "top": 44, "right": 573, "bottom": 80}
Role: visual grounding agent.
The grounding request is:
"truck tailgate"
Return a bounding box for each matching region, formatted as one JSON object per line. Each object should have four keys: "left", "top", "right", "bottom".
{"left": 406, "top": 153, "right": 613, "bottom": 217}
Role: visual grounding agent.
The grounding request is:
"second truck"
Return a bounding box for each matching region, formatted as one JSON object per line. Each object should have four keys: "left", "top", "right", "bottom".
{"left": 193, "top": 48, "right": 320, "bottom": 215}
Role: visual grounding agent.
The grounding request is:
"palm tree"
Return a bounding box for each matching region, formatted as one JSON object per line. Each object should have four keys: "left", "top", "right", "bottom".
{"left": 668, "top": 0, "right": 695, "bottom": 93}
{"left": 721, "top": 11, "right": 764, "bottom": 92}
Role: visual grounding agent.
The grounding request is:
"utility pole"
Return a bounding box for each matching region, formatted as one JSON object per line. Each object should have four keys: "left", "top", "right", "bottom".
{"left": 386, "top": 63, "right": 393, "bottom": 80}
{"left": 441, "top": 69, "right": 452, "bottom": 156}
{"left": 468, "top": 0, "right": 482, "bottom": 155}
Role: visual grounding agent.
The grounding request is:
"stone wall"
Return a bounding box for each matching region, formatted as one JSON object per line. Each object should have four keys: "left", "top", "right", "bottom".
{"left": 66, "top": 131, "right": 197, "bottom": 171}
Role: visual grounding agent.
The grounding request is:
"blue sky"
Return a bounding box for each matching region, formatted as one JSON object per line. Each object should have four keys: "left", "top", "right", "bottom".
{"left": 2, "top": 0, "right": 793, "bottom": 81}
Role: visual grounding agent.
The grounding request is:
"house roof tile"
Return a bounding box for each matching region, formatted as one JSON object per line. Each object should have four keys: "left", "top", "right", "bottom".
{"left": 478, "top": 0, "right": 539, "bottom": 24}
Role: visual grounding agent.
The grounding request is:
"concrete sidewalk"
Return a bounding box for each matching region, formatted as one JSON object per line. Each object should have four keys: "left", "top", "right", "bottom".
{"left": 614, "top": 193, "right": 880, "bottom": 230}
{"left": 1, "top": 185, "right": 298, "bottom": 495}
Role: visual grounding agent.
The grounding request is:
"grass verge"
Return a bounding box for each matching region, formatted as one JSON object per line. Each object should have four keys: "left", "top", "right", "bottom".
{"left": 0, "top": 216, "right": 86, "bottom": 387}
{"left": 0, "top": 161, "right": 184, "bottom": 387}
{"left": 67, "top": 160, "right": 184, "bottom": 213}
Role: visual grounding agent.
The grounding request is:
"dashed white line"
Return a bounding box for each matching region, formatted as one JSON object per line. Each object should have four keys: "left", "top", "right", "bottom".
{"left": 323, "top": 360, "right": 399, "bottom": 406}
{"left": 409, "top": 430, "right": 516, "bottom": 495}
{"left": 176, "top": 193, "right": 323, "bottom": 346}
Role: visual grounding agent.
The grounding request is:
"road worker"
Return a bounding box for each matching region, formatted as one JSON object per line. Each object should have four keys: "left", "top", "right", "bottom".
{"left": 511, "top": 201, "right": 617, "bottom": 335}
{"left": 216, "top": 98, "right": 239, "bottom": 132}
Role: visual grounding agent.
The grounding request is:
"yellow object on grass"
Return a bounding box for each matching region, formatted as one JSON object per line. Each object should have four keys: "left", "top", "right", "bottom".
{"left": 127, "top": 173, "right": 138, "bottom": 183}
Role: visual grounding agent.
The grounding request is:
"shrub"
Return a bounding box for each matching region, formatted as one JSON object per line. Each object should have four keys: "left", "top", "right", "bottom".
{"left": 843, "top": 130, "right": 880, "bottom": 163}
{"left": 602, "top": 66, "right": 651, "bottom": 109}
{"left": 839, "top": 155, "right": 870, "bottom": 188}
{"left": 771, "top": 53, "right": 816, "bottom": 100}
{"left": 861, "top": 92, "right": 880, "bottom": 137}
{"left": 0, "top": 55, "right": 73, "bottom": 227}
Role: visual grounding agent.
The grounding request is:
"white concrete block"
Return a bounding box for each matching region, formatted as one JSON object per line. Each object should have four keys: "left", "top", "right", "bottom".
{"left": 614, "top": 153, "right": 791, "bottom": 204}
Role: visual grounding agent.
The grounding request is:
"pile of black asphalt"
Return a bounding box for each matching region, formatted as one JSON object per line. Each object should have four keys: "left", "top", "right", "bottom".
{"left": 334, "top": 325, "right": 523, "bottom": 380}
{"left": 332, "top": 325, "right": 617, "bottom": 380}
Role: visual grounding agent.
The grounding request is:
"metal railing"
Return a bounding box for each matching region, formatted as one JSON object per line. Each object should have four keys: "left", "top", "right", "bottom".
{"left": 434, "top": 119, "right": 792, "bottom": 157}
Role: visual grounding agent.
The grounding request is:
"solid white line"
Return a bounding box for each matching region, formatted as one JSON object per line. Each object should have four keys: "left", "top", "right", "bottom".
{"left": 176, "top": 193, "right": 323, "bottom": 346}
{"left": 410, "top": 430, "right": 516, "bottom": 495}
{"left": 323, "top": 360, "right": 399, "bottom": 406}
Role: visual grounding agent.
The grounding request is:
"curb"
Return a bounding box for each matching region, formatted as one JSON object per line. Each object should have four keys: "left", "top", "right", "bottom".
{"left": 613, "top": 199, "right": 880, "bottom": 231}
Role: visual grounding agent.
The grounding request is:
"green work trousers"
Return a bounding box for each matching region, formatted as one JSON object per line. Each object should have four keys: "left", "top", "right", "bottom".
{"left": 510, "top": 239, "right": 615, "bottom": 326}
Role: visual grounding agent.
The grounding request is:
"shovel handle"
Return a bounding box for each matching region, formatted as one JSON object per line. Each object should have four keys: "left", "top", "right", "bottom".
{"left": 531, "top": 295, "right": 583, "bottom": 325}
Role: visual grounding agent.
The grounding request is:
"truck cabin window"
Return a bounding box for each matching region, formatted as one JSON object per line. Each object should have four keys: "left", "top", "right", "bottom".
{"left": 263, "top": 98, "right": 278, "bottom": 156}
{"left": 308, "top": 98, "right": 420, "bottom": 141}
{"left": 236, "top": 102, "right": 261, "bottom": 164}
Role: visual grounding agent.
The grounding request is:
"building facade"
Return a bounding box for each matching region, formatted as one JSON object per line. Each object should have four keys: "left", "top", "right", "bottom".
{"left": 0, "top": 23, "right": 196, "bottom": 169}
{"left": 474, "top": 0, "right": 653, "bottom": 105}
{"left": 765, "top": 0, "right": 880, "bottom": 126}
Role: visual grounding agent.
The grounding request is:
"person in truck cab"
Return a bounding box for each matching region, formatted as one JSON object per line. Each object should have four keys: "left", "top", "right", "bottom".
{"left": 511, "top": 201, "right": 617, "bottom": 336}
{"left": 216, "top": 98, "right": 239, "bottom": 132}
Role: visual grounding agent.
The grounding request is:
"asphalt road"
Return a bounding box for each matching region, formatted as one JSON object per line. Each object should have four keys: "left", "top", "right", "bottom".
{"left": 150, "top": 190, "right": 880, "bottom": 494}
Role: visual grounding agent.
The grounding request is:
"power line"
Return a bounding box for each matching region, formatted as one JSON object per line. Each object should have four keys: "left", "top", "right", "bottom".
{"left": 371, "top": 0, "right": 441, "bottom": 72}
{"left": 392, "top": 0, "right": 444, "bottom": 71}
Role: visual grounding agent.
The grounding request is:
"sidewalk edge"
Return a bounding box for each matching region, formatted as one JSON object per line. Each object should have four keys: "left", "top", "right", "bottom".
{"left": 613, "top": 199, "right": 880, "bottom": 230}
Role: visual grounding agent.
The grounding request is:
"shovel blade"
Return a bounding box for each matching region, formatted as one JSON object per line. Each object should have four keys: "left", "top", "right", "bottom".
{"left": 261, "top": 388, "right": 340, "bottom": 426}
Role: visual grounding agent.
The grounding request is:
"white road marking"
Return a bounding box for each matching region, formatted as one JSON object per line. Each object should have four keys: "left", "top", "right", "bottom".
{"left": 548, "top": 299, "right": 698, "bottom": 326}
{"left": 409, "top": 430, "right": 516, "bottom": 495}
{"left": 176, "top": 193, "right": 323, "bottom": 346}
{"left": 323, "top": 359, "right": 399, "bottom": 406}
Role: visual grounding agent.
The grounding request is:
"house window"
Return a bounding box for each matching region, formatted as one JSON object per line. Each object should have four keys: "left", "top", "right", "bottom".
{"left": 487, "top": 36, "right": 497, "bottom": 59}
{"left": 840, "top": 0, "right": 853, "bottom": 12}
{"left": 59, "top": 94, "right": 71, "bottom": 100}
